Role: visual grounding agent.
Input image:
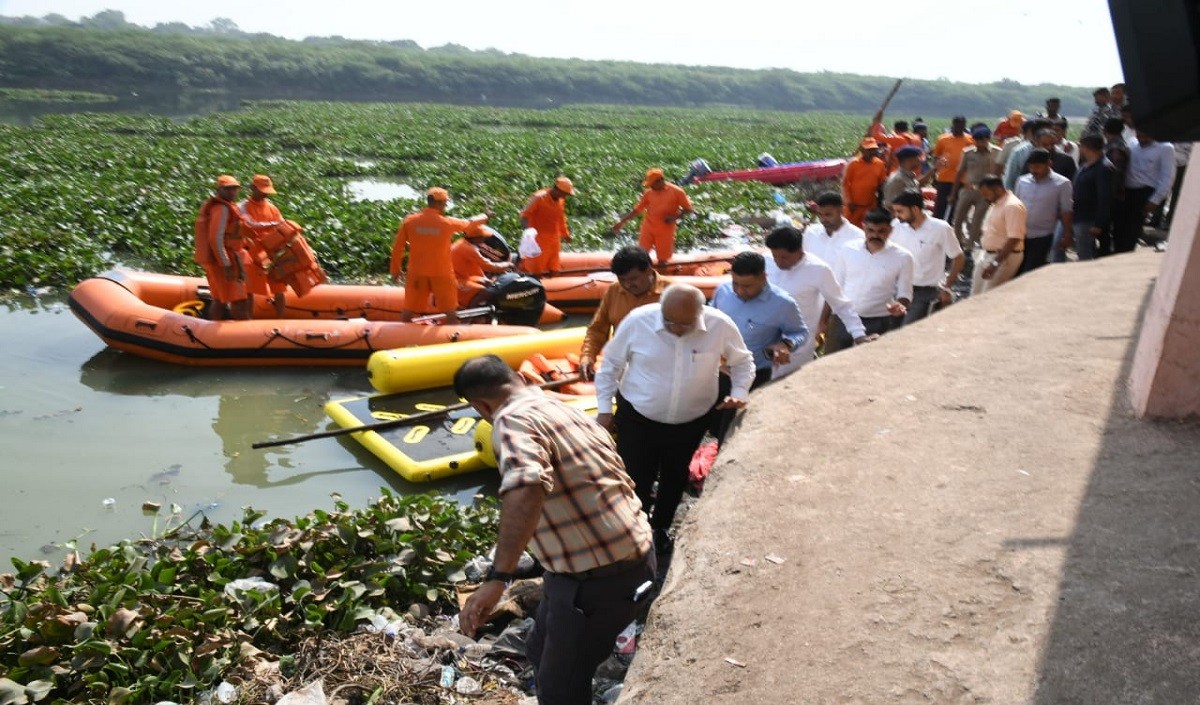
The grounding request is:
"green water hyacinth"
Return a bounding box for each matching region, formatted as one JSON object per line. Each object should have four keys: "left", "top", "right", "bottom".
{"left": 0, "top": 490, "right": 499, "bottom": 704}
{"left": 0, "top": 101, "right": 871, "bottom": 289}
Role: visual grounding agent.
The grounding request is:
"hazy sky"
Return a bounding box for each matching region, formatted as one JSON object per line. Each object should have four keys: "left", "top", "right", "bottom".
{"left": 0, "top": 0, "right": 1125, "bottom": 87}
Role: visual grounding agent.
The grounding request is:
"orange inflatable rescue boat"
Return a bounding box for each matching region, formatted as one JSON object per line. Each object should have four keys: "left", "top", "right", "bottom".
{"left": 68, "top": 270, "right": 551, "bottom": 367}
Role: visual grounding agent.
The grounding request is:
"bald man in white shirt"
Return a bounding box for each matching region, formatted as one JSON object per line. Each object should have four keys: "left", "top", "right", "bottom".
{"left": 595, "top": 284, "right": 755, "bottom": 553}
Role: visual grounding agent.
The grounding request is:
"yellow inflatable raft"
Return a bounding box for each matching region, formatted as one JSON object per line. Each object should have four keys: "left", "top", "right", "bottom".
{"left": 325, "top": 387, "right": 596, "bottom": 482}
{"left": 366, "top": 327, "right": 586, "bottom": 394}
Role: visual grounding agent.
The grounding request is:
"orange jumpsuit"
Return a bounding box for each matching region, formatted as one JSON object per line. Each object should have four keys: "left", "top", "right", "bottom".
{"left": 391, "top": 208, "right": 486, "bottom": 314}
{"left": 870, "top": 122, "right": 923, "bottom": 173}
{"left": 841, "top": 157, "right": 888, "bottom": 226}
{"left": 239, "top": 197, "right": 287, "bottom": 297}
{"left": 933, "top": 133, "right": 976, "bottom": 185}
{"left": 451, "top": 238, "right": 509, "bottom": 307}
{"left": 631, "top": 183, "right": 693, "bottom": 263}
{"left": 519, "top": 189, "right": 570, "bottom": 274}
{"left": 195, "top": 196, "right": 251, "bottom": 304}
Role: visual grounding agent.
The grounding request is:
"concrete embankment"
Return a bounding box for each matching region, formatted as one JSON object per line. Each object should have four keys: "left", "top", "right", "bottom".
{"left": 621, "top": 251, "right": 1200, "bottom": 704}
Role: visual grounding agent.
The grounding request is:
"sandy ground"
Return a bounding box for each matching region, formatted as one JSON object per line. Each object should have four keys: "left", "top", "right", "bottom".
{"left": 619, "top": 251, "right": 1200, "bottom": 704}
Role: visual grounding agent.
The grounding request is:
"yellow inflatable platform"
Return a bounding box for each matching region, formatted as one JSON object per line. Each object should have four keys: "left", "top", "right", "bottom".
{"left": 325, "top": 387, "right": 596, "bottom": 483}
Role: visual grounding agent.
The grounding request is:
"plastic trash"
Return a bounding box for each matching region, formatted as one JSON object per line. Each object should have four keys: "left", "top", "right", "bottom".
{"left": 101, "top": 498, "right": 116, "bottom": 507}
{"left": 214, "top": 682, "right": 238, "bottom": 704}
{"left": 223, "top": 577, "right": 279, "bottom": 599}
{"left": 454, "top": 676, "right": 481, "bottom": 695}
{"left": 439, "top": 665, "right": 456, "bottom": 688}
{"left": 518, "top": 228, "right": 542, "bottom": 259}
{"left": 275, "top": 680, "right": 327, "bottom": 705}
{"left": 600, "top": 684, "right": 624, "bottom": 704}
{"left": 613, "top": 621, "right": 638, "bottom": 655}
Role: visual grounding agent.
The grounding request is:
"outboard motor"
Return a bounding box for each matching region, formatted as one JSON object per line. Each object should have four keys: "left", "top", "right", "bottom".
{"left": 483, "top": 272, "right": 546, "bottom": 326}
{"left": 474, "top": 225, "right": 512, "bottom": 263}
{"left": 679, "top": 158, "right": 712, "bottom": 185}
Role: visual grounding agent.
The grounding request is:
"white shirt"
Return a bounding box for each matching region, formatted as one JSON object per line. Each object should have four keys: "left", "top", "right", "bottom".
{"left": 833, "top": 240, "right": 915, "bottom": 318}
{"left": 594, "top": 304, "right": 755, "bottom": 424}
{"left": 765, "top": 253, "right": 866, "bottom": 378}
{"left": 889, "top": 215, "right": 963, "bottom": 287}
{"left": 1057, "top": 139, "right": 1080, "bottom": 167}
{"left": 803, "top": 220, "right": 864, "bottom": 279}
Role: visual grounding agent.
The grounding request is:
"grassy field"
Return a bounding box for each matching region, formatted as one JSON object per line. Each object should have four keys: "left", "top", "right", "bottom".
{"left": 0, "top": 102, "right": 886, "bottom": 289}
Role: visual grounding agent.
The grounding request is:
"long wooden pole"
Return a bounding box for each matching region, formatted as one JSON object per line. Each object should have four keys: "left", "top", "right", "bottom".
{"left": 865, "top": 78, "right": 904, "bottom": 137}
{"left": 251, "top": 374, "right": 583, "bottom": 449}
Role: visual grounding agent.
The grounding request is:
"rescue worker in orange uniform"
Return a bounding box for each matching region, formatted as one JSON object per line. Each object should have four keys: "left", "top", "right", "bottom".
{"left": 194, "top": 175, "right": 252, "bottom": 320}
{"left": 841, "top": 139, "right": 888, "bottom": 227}
{"left": 611, "top": 168, "right": 694, "bottom": 264}
{"left": 869, "top": 111, "right": 923, "bottom": 173}
{"left": 239, "top": 174, "right": 288, "bottom": 318}
{"left": 451, "top": 226, "right": 514, "bottom": 307}
{"left": 391, "top": 187, "right": 489, "bottom": 323}
{"left": 518, "top": 177, "right": 573, "bottom": 274}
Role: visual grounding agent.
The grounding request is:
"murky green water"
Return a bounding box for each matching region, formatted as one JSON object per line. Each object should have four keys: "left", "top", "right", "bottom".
{"left": 0, "top": 294, "right": 498, "bottom": 567}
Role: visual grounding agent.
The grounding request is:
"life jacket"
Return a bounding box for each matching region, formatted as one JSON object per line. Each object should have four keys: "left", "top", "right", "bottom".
{"left": 517, "top": 353, "right": 596, "bottom": 398}
{"left": 193, "top": 197, "right": 242, "bottom": 265}
{"left": 256, "top": 220, "right": 328, "bottom": 297}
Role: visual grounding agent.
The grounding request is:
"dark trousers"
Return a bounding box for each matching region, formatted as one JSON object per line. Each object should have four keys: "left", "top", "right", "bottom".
{"left": 901, "top": 285, "right": 940, "bottom": 325}
{"left": 933, "top": 181, "right": 955, "bottom": 220}
{"left": 825, "top": 313, "right": 897, "bottom": 353}
{"left": 1018, "top": 234, "right": 1053, "bottom": 275}
{"left": 1116, "top": 186, "right": 1154, "bottom": 253}
{"left": 527, "top": 552, "right": 656, "bottom": 705}
{"left": 1166, "top": 165, "right": 1187, "bottom": 227}
{"left": 615, "top": 396, "right": 710, "bottom": 531}
{"left": 710, "top": 368, "right": 773, "bottom": 442}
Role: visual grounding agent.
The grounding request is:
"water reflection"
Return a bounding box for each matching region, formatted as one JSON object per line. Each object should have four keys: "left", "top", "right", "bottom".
{"left": 76, "top": 348, "right": 496, "bottom": 498}
{"left": 345, "top": 178, "right": 421, "bottom": 202}
{"left": 0, "top": 90, "right": 244, "bottom": 126}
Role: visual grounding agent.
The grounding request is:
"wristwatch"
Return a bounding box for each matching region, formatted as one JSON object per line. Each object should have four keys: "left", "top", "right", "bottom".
{"left": 484, "top": 565, "right": 517, "bottom": 583}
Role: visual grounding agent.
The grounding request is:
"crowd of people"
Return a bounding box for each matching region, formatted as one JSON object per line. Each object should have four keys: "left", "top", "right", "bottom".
{"left": 438, "top": 85, "right": 1195, "bottom": 705}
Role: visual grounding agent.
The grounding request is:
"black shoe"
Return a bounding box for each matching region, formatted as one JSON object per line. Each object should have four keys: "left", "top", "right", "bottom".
{"left": 653, "top": 528, "right": 674, "bottom": 555}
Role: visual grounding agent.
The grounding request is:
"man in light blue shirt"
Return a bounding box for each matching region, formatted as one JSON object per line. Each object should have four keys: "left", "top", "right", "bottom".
{"left": 1014, "top": 149, "right": 1073, "bottom": 275}
{"left": 711, "top": 251, "right": 809, "bottom": 391}
{"left": 1116, "top": 131, "right": 1176, "bottom": 252}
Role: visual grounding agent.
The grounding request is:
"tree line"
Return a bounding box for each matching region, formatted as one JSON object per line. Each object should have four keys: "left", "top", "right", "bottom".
{"left": 0, "top": 12, "right": 1096, "bottom": 117}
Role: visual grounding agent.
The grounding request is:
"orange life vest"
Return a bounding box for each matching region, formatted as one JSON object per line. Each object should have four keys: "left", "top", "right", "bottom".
{"left": 193, "top": 197, "right": 242, "bottom": 265}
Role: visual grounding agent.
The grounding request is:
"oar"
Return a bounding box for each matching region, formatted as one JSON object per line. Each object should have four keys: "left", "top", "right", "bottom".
{"left": 410, "top": 306, "right": 494, "bottom": 323}
{"left": 547, "top": 254, "right": 737, "bottom": 277}
{"left": 252, "top": 374, "right": 584, "bottom": 449}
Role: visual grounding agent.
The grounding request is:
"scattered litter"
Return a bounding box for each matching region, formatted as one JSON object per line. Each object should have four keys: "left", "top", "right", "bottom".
{"left": 275, "top": 680, "right": 325, "bottom": 705}
{"left": 764, "top": 554, "right": 786, "bottom": 565}
{"left": 101, "top": 498, "right": 115, "bottom": 507}
{"left": 724, "top": 657, "right": 746, "bottom": 668}
{"left": 214, "top": 681, "right": 238, "bottom": 704}
{"left": 224, "top": 577, "right": 279, "bottom": 599}
{"left": 454, "top": 676, "right": 481, "bottom": 695}
{"left": 739, "top": 558, "right": 757, "bottom": 567}
{"left": 1016, "top": 469, "right": 1031, "bottom": 476}
{"left": 614, "top": 621, "right": 638, "bottom": 655}
{"left": 142, "top": 501, "right": 162, "bottom": 513}
{"left": 439, "top": 665, "right": 456, "bottom": 688}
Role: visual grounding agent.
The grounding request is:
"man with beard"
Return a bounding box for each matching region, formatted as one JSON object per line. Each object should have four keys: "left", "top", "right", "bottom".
{"left": 827, "top": 209, "right": 914, "bottom": 351}
{"left": 578, "top": 245, "right": 671, "bottom": 381}
{"left": 889, "top": 190, "right": 964, "bottom": 324}
{"left": 973, "top": 176, "right": 1027, "bottom": 293}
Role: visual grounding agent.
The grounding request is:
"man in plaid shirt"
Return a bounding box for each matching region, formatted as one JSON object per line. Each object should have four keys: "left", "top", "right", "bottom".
{"left": 455, "top": 355, "right": 654, "bottom": 705}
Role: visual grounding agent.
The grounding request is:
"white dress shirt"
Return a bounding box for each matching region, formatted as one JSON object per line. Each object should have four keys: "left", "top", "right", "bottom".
{"left": 594, "top": 304, "right": 755, "bottom": 424}
{"left": 889, "top": 216, "right": 963, "bottom": 287}
{"left": 833, "top": 241, "right": 915, "bottom": 318}
{"left": 765, "top": 253, "right": 866, "bottom": 378}
{"left": 1127, "top": 140, "right": 1177, "bottom": 204}
{"left": 803, "top": 220, "right": 864, "bottom": 279}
